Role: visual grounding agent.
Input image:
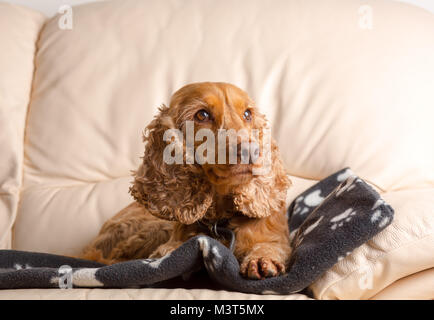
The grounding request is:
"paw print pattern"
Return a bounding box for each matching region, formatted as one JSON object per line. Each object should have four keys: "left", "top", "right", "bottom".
{"left": 205, "top": 246, "right": 223, "bottom": 273}
{"left": 304, "top": 190, "right": 325, "bottom": 207}
{"left": 293, "top": 189, "right": 325, "bottom": 216}
{"left": 292, "top": 196, "right": 305, "bottom": 216}
{"left": 70, "top": 268, "right": 103, "bottom": 287}
{"left": 14, "top": 264, "right": 32, "bottom": 270}
{"left": 49, "top": 267, "right": 104, "bottom": 288}
{"left": 337, "top": 251, "right": 352, "bottom": 262}
{"left": 198, "top": 237, "right": 223, "bottom": 274}
{"left": 198, "top": 236, "right": 210, "bottom": 257}
{"left": 370, "top": 197, "right": 392, "bottom": 228}
{"left": 330, "top": 208, "right": 357, "bottom": 230}
{"left": 335, "top": 175, "right": 360, "bottom": 197}
{"left": 142, "top": 254, "right": 171, "bottom": 268}
{"left": 371, "top": 209, "right": 391, "bottom": 228}
{"left": 211, "top": 246, "right": 222, "bottom": 265}
{"left": 336, "top": 168, "right": 354, "bottom": 182}
{"left": 372, "top": 199, "right": 385, "bottom": 210}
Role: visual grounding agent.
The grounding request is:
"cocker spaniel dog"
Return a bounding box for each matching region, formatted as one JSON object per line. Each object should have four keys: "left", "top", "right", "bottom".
{"left": 81, "top": 82, "right": 292, "bottom": 279}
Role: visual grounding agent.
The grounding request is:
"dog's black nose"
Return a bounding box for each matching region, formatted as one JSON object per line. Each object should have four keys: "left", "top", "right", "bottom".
{"left": 238, "top": 142, "right": 260, "bottom": 164}
{"left": 250, "top": 142, "right": 260, "bottom": 164}
{"left": 241, "top": 146, "right": 250, "bottom": 161}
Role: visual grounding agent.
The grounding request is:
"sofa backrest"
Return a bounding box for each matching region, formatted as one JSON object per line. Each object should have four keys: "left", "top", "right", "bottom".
{"left": 0, "top": 3, "right": 45, "bottom": 249}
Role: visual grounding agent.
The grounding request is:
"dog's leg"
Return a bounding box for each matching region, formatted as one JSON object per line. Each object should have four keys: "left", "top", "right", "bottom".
{"left": 81, "top": 202, "right": 174, "bottom": 264}
{"left": 231, "top": 212, "right": 292, "bottom": 279}
{"left": 148, "top": 240, "right": 184, "bottom": 258}
{"left": 148, "top": 222, "right": 204, "bottom": 258}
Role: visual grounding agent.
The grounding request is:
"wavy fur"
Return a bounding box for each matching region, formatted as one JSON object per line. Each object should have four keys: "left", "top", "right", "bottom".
{"left": 82, "top": 82, "right": 292, "bottom": 279}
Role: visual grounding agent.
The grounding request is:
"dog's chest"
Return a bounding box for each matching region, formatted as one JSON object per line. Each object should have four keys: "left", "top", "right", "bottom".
{"left": 205, "top": 195, "right": 240, "bottom": 221}
{"left": 218, "top": 195, "right": 237, "bottom": 213}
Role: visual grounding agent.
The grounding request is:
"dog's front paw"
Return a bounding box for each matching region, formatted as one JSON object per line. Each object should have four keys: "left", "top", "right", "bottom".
{"left": 240, "top": 257, "right": 286, "bottom": 280}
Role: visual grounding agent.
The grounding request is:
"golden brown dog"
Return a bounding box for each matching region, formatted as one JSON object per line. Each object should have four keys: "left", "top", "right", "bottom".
{"left": 81, "top": 82, "right": 292, "bottom": 279}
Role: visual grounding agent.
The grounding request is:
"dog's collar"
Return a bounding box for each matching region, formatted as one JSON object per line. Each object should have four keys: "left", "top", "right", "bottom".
{"left": 197, "top": 219, "right": 228, "bottom": 237}
{"left": 196, "top": 219, "right": 235, "bottom": 252}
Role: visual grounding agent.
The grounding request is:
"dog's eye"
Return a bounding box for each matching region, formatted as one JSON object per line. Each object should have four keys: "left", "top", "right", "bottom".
{"left": 194, "top": 109, "right": 211, "bottom": 122}
{"left": 243, "top": 109, "right": 252, "bottom": 121}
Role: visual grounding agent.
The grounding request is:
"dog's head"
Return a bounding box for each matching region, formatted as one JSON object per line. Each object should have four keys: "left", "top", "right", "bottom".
{"left": 130, "top": 82, "right": 291, "bottom": 224}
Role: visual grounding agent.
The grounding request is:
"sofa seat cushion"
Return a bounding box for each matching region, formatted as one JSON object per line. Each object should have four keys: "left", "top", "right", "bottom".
{"left": 0, "top": 288, "right": 311, "bottom": 300}
{"left": 371, "top": 268, "right": 434, "bottom": 300}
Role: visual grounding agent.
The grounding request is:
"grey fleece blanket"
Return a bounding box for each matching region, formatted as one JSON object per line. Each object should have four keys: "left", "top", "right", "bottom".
{"left": 0, "top": 168, "right": 394, "bottom": 294}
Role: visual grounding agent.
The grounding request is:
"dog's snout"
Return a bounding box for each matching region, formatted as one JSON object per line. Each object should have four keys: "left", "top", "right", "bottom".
{"left": 250, "top": 142, "right": 260, "bottom": 164}
{"left": 241, "top": 145, "right": 249, "bottom": 160}
{"left": 237, "top": 142, "right": 260, "bottom": 164}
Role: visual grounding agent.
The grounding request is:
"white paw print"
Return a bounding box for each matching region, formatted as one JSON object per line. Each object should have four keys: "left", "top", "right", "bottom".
{"left": 293, "top": 197, "right": 304, "bottom": 215}
{"left": 337, "top": 169, "right": 354, "bottom": 182}
{"left": 304, "top": 190, "right": 324, "bottom": 207}
{"left": 204, "top": 246, "right": 223, "bottom": 273}
{"left": 371, "top": 209, "right": 391, "bottom": 228}
{"left": 335, "top": 175, "right": 360, "bottom": 197}
{"left": 337, "top": 251, "right": 352, "bottom": 261}
{"left": 330, "top": 208, "right": 357, "bottom": 230}
{"left": 371, "top": 199, "right": 385, "bottom": 210}
{"left": 14, "top": 264, "right": 31, "bottom": 270}
{"left": 142, "top": 254, "right": 171, "bottom": 268}
{"left": 198, "top": 236, "right": 210, "bottom": 257}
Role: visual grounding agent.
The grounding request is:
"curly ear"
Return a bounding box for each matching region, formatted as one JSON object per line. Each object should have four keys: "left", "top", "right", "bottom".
{"left": 232, "top": 139, "right": 291, "bottom": 218}
{"left": 129, "top": 105, "right": 213, "bottom": 225}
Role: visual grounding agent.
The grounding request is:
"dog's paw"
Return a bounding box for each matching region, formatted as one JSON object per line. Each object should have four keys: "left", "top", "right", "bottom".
{"left": 240, "top": 257, "right": 285, "bottom": 280}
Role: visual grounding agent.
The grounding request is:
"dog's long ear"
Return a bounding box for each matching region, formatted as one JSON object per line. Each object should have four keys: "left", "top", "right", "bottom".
{"left": 130, "top": 105, "right": 213, "bottom": 225}
{"left": 232, "top": 111, "right": 291, "bottom": 218}
{"left": 233, "top": 140, "right": 291, "bottom": 218}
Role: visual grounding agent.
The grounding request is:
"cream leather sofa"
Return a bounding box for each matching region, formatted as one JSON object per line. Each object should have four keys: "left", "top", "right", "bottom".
{"left": 0, "top": 0, "right": 433, "bottom": 300}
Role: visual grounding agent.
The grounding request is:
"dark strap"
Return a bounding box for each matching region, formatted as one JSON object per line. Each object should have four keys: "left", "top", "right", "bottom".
{"left": 197, "top": 220, "right": 236, "bottom": 252}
